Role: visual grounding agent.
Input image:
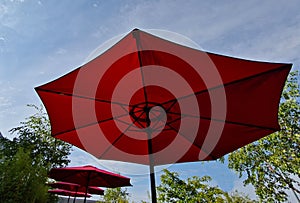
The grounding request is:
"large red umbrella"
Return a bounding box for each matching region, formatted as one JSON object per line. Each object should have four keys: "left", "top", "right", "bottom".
{"left": 48, "top": 189, "right": 91, "bottom": 203}
{"left": 48, "top": 165, "right": 131, "bottom": 203}
{"left": 36, "top": 29, "right": 291, "bottom": 202}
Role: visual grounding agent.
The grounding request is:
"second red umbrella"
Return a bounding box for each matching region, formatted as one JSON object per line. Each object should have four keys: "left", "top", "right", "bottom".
{"left": 49, "top": 181, "right": 104, "bottom": 203}
{"left": 49, "top": 165, "right": 131, "bottom": 203}
{"left": 48, "top": 189, "right": 91, "bottom": 203}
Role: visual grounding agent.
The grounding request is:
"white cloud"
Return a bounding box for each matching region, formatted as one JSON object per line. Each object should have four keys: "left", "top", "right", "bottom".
{"left": 0, "top": 4, "right": 8, "bottom": 19}
{"left": 55, "top": 48, "right": 67, "bottom": 55}
{"left": 9, "top": 0, "right": 25, "bottom": 2}
{"left": 110, "top": 0, "right": 300, "bottom": 71}
{"left": 0, "top": 82, "right": 15, "bottom": 130}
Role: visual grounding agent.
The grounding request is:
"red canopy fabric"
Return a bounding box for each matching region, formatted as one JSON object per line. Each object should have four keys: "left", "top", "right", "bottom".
{"left": 48, "top": 181, "right": 80, "bottom": 191}
{"left": 87, "top": 186, "right": 104, "bottom": 195}
{"left": 48, "top": 181, "right": 104, "bottom": 195}
{"left": 48, "top": 189, "right": 91, "bottom": 197}
{"left": 36, "top": 29, "right": 291, "bottom": 166}
{"left": 48, "top": 165, "right": 131, "bottom": 188}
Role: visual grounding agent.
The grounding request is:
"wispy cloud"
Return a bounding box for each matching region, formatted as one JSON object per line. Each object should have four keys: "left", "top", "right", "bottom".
{"left": 0, "top": 81, "right": 16, "bottom": 134}
{"left": 112, "top": 0, "right": 300, "bottom": 69}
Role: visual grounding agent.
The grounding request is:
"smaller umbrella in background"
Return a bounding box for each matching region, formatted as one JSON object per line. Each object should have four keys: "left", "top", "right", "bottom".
{"left": 49, "top": 165, "right": 131, "bottom": 203}
{"left": 48, "top": 181, "right": 80, "bottom": 191}
{"left": 48, "top": 181, "right": 104, "bottom": 203}
{"left": 48, "top": 182, "right": 81, "bottom": 203}
{"left": 48, "top": 189, "right": 91, "bottom": 203}
{"left": 48, "top": 181, "right": 104, "bottom": 195}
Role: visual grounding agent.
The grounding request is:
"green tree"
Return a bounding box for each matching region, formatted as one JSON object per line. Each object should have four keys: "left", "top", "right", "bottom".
{"left": 223, "top": 191, "right": 257, "bottom": 203}
{"left": 0, "top": 148, "right": 53, "bottom": 203}
{"left": 0, "top": 105, "right": 71, "bottom": 202}
{"left": 228, "top": 71, "right": 300, "bottom": 202}
{"left": 7, "top": 104, "right": 72, "bottom": 168}
{"left": 157, "top": 169, "right": 256, "bottom": 203}
{"left": 101, "top": 187, "right": 129, "bottom": 203}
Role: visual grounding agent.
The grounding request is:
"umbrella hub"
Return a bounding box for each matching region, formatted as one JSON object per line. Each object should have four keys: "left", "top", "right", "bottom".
{"left": 129, "top": 102, "right": 166, "bottom": 129}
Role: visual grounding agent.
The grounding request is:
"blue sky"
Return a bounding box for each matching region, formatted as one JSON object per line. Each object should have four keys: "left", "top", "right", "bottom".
{"left": 0, "top": 0, "right": 300, "bottom": 202}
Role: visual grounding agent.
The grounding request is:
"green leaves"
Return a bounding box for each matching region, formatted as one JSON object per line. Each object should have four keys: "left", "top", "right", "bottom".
{"left": 0, "top": 104, "right": 72, "bottom": 202}
{"left": 102, "top": 187, "right": 129, "bottom": 203}
{"left": 8, "top": 104, "right": 72, "bottom": 169}
{"left": 228, "top": 71, "right": 300, "bottom": 202}
{"left": 157, "top": 71, "right": 300, "bottom": 203}
{"left": 0, "top": 148, "right": 50, "bottom": 203}
{"left": 157, "top": 169, "right": 256, "bottom": 203}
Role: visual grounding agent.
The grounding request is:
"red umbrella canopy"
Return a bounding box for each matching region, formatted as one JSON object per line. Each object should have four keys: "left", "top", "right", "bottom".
{"left": 48, "top": 189, "right": 91, "bottom": 198}
{"left": 48, "top": 181, "right": 104, "bottom": 195}
{"left": 48, "top": 165, "right": 131, "bottom": 188}
{"left": 35, "top": 28, "right": 291, "bottom": 165}
{"left": 48, "top": 181, "right": 80, "bottom": 191}
{"left": 88, "top": 186, "right": 104, "bottom": 195}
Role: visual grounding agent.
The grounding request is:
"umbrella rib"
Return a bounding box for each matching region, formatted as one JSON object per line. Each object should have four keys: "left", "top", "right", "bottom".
{"left": 165, "top": 100, "right": 178, "bottom": 112}
{"left": 52, "top": 112, "right": 131, "bottom": 137}
{"left": 167, "top": 111, "right": 278, "bottom": 131}
{"left": 165, "top": 114, "right": 183, "bottom": 126}
{"left": 114, "top": 117, "right": 142, "bottom": 130}
{"left": 148, "top": 111, "right": 167, "bottom": 130}
{"left": 98, "top": 110, "right": 146, "bottom": 159}
{"left": 134, "top": 33, "right": 149, "bottom": 106}
{"left": 134, "top": 33, "right": 158, "bottom": 203}
{"left": 162, "top": 65, "right": 290, "bottom": 106}
{"left": 132, "top": 111, "right": 147, "bottom": 128}
{"left": 120, "top": 104, "right": 130, "bottom": 113}
{"left": 165, "top": 123, "right": 217, "bottom": 160}
{"left": 35, "top": 87, "right": 131, "bottom": 107}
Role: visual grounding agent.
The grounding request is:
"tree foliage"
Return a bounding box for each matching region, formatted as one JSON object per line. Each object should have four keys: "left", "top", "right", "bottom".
{"left": 7, "top": 104, "right": 72, "bottom": 169}
{"left": 0, "top": 148, "right": 52, "bottom": 203}
{"left": 157, "top": 169, "right": 256, "bottom": 203}
{"left": 228, "top": 71, "right": 300, "bottom": 202}
{"left": 100, "top": 187, "right": 129, "bottom": 203}
{"left": 0, "top": 104, "right": 71, "bottom": 202}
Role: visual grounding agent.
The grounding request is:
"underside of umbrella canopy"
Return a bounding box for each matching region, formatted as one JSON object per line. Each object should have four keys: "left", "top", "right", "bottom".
{"left": 48, "top": 189, "right": 91, "bottom": 198}
{"left": 88, "top": 186, "right": 104, "bottom": 195}
{"left": 48, "top": 181, "right": 104, "bottom": 195}
{"left": 35, "top": 29, "right": 291, "bottom": 166}
{"left": 48, "top": 165, "right": 131, "bottom": 188}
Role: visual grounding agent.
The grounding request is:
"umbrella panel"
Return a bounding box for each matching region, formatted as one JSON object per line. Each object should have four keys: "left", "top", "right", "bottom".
{"left": 36, "top": 40, "right": 291, "bottom": 165}
{"left": 49, "top": 165, "right": 131, "bottom": 188}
